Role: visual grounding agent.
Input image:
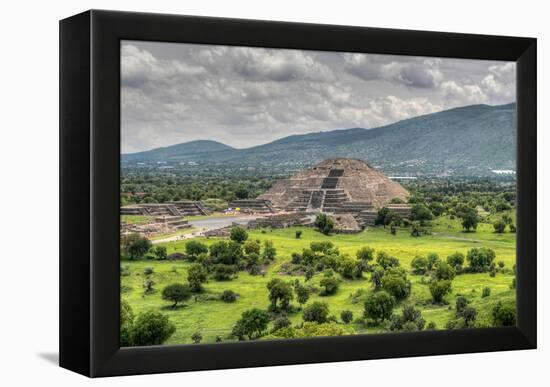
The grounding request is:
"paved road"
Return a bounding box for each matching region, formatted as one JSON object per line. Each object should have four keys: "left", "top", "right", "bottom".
{"left": 152, "top": 215, "right": 254, "bottom": 244}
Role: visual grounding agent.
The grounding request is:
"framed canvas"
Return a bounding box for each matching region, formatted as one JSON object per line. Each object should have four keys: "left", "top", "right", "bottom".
{"left": 59, "top": 10, "right": 537, "bottom": 377}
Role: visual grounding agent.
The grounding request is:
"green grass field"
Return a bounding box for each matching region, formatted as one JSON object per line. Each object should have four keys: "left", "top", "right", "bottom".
{"left": 121, "top": 215, "right": 516, "bottom": 345}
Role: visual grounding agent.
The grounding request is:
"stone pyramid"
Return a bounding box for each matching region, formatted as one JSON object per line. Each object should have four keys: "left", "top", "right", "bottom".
{"left": 257, "top": 158, "right": 409, "bottom": 210}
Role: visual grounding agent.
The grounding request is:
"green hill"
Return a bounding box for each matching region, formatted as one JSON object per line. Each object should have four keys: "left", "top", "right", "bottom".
{"left": 122, "top": 103, "right": 516, "bottom": 176}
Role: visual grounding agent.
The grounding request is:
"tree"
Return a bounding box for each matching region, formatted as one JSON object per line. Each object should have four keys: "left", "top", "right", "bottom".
{"left": 370, "top": 265, "right": 385, "bottom": 290}
{"left": 314, "top": 213, "right": 335, "bottom": 235}
{"left": 319, "top": 277, "right": 340, "bottom": 296}
{"left": 338, "top": 256, "right": 361, "bottom": 279}
{"left": 221, "top": 289, "right": 237, "bottom": 303}
{"left": 381, "top": 268, "right": 411, "bottom": 301}
{"left": 129, "top": 311, "right": 176, "bottom": 346}
{"left": 410, "top": 221, "right": 422, "bottom": 237}
{"left": 187, "top": 263, "right": 208, "bottom": 292}
{"left": 493, "top": 219, "right": 506, "bottom": 233}
{"left": 447, "top": 252, "right": 465, "bottom": 270}
{"left": 210, "top": 241, "right": 243, "bottom": 265}
{"left": 230, "top": 226, "right": 248, "bottom": 244}
{"left": 232, "top": 308, "right": 271, "bottom": 340}
{"left": 429, "top": 280, "right": 452, "bottom": 303}
{"left": 492, "top": 302, "right": 516, "bottom": 326}
{"left": 294, "top": 282, "right": 310, "bottom": 307}
{"left": 356, "top": 246, "right": 375, "bottom": 263}
{"left": 303, "top": 302, "right": 330, "bottom": 323}
{"left": 433, "top": 262, "right": 456, "bottom": 281}
{"left": 364, "top": 291, "right": 395, "bottom": 324}
{"left": 460, "top": 207, "right": 479, "bottom": 232}
{"left": 212, "top": 264, "right": 237, "bottom": 281}
{"left": 466, "top": 247, "right": 496, "bottom": 272}
{"left": 162, "top": 283, "right": 192, "bottom": 308}
{"left": 376, "top": 251, "right": 400, "bottom": 269}
{"left": 235, "top": 186, "right": 249, "bottom": 199}
{"left": 152, "top": 246, "right": 167, "bottom": 260}
{"left": 410, "top": 204, "right": 434, "bottom": 225}
{"left": 267, "top": 278, "right": 294, "bottom": 310}
{"left": 411, "top": 255, "right": 429, "bottom": 275}
{"left": 262, "top": 240, "right": 277, "bottom": 261}
{"left": 389, "top": 304, "right": 425, "bottom": 331}
{"left": 341, "top": 310, "right": 354, "bottom": 324}
{"left": 295, "top": 230, "right": 303, "bottom": 239}
{"left": 243, "top": 240, "right": 260, "bottom": 256}
{"left": 427, "top": 253, "right": 440, "bottom": 271}
{"left": 185, "top": 240, "right": 208, "bottom": 261}
{"left": 375, "top": 207, "right": 399, "bottom": 228}
{"left": 272, "top": 316, "right": 291, "bottom": 331}
{"left": 126, "top": 234, "right": 152, "bottom": 259}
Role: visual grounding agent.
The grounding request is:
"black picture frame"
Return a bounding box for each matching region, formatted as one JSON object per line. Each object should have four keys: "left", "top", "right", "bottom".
{"left": 59, "top": 9, "right": 537, "bottom": 377}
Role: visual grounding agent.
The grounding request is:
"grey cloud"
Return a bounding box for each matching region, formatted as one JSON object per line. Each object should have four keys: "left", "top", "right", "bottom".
{"left": 121, "top": 41, "right": 516, "bottom": 153}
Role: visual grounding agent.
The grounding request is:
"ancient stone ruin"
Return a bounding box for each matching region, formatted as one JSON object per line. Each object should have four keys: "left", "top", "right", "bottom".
{"left": 120, "top": 200, "right": 210, "bottom": 217}
{"left": 252, "top": 158, "right": 411, "bottom": 228}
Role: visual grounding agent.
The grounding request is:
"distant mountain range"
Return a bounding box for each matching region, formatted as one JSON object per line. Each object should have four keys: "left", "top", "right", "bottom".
{"left": 122, "top": 103, "right": 517, "bottom": 176}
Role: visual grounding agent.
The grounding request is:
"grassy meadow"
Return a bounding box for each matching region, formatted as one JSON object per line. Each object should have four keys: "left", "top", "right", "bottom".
{"left": 121, "top": 214, "right": 516, "bottom": 345}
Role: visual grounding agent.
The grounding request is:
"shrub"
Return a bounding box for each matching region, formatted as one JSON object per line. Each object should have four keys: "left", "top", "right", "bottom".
{"left": 370, "top": 265, "right": 385, "bottom": 290}
{"left": 314, "top": 213, "right": 335, "bottom": 235}
{"left": 243, "top": 240, "right": 260, "bottom": 256}
{"left": 129, "top": 311, "right": 176, "bottom": 346}
{"left": 232, "top": 308, "right": 271, "bottom": 340}
{"left": 295, "top": 230, "right": 303, "bottom": 239}
{"left": 381, "top": 268, "right": 411, "bottom": 301}
{"left": 493, "top": 219, "right": 506, "bottom": 233}
{"left": 429, "top": 280, "right": 452, "bottom": 303}
{"left": 319, "top": 277, "right": 340, "bottom": 296}
{"left": 185, "top": 240, "right": 208, "bottom": 260}
{"left": 482, "top": 287, "right": 491, "bottom": 298}
{"left": 363, "top": 291, "right": 395, "bottom": 324}
{"left": 341, "top": 310, "right": 354, "bottom": 324}
{"left": 426, "top": 321, "right": 437, "bottom": 330}
{"left": 356, "top": 246, "right": 375, "bottom": 263}
{"left": 187, "top": 263, "right": 208, "bottom": 292}
{"left": 446, "top": 252, "right": 465, "bottom": 269}
{"left": 230, "top": 226, "right": 248, "bottom": 243}
{"left": 143, "top": 267, "right": 154, "bottom": 276}
{"left": 152, "top": 246, "right": 167, "bottom": 260}
{"left": 389, "top": 304, "right": 425, "bottom": 331}
{"left": 294, "top": 282, "right": 310, "bottom": 307}
{"left": 191, "top": 332, "right": 202, "bottom": 344}
{"left": 143, "top": 278, "right": 155, "bottom": 294}
{"left": 212, "top": 264, "right": 237, "bottom": 281}
{"left": 498, "top": 261, "right": 505, "bottom": 269}
{"left": 303, "top": 301, "right": 330, "bottom": 323}
{"left": 433, "top": 262, "right": 456, "bottom": 281}
{"left": 492, "top": 302, "right": 516, "bottom": 326}
{"left": 411, "top": 255, "right": 429, "bottom": 275}
{"left": 272, "top": 315, "right": 291, "bottom": 331}
{"left": 455, "top": 296, "right": 469, "bottom": 315}
{"left": 162, "top": 283, "right": 192, "bottom": 308}
{"left": 221, "top": 289, "right": 237, "bottom": 303}
{"left": 466, "top": 247, "right": 496, "bottom": 272}
{"left": 262, "top": 240, "right": 277, "bottom": 261}
{"left": 427, "top": 253, "right": 440, "bottom": 271}
{"left": 376, "top": 251, "right": 400, "bottom": 269}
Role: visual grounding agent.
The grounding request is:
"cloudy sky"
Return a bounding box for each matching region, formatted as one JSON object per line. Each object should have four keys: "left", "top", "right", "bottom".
{"left": 121, "top": 40, "right": 515, "bottom": 153}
